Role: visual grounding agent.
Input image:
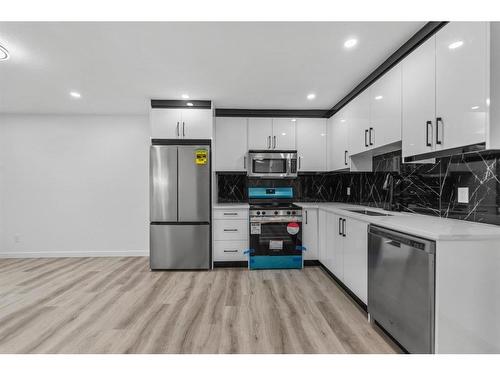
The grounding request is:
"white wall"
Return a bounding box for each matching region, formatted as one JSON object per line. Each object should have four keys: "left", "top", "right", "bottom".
{"left": 0, "top": 114, "right": 149, "bottom": 258}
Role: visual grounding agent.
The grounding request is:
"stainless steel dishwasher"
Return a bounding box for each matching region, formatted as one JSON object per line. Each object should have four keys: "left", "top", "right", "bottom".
{"left": 368, "top": 225, "right": 436, "bottom": 354}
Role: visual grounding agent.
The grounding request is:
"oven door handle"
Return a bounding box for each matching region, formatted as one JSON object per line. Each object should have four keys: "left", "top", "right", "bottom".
{"left": 250, "top": 219, "right": 302, "bottom": 223}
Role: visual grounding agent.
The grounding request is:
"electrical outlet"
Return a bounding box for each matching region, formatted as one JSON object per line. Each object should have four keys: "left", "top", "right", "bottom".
{"left": 457, "top": 187, "right": 469, "bottom": 204}
{"left": 347, "top": 187, "right": 351, "bottom": 196}
{"left": 14, "top": 234, "right": 21, "bottom": 243}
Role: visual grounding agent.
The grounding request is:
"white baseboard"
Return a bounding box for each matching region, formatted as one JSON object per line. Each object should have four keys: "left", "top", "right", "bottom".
{"left": 0, "top": 250, "right": 149, "bottom": 259}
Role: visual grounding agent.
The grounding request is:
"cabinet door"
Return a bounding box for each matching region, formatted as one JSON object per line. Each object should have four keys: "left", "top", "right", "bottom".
{"left": 327, "top": 111, "right": 350, "bottom": 171}
{"left": 248, "top": 118, "right": 273, "bottom": 150}
{"left": 272, "top": 118, "right": 297, "bottom": 150}
{"left": 347, "top": 90, "right": 370, "bottom": 156}
{"left": 150, "top": 108, "right": 182, "bottom": 139}
{"left": 331, "top": 214, "right": 344, "bottom": 280}
{"left": 435, "top": 22, "right": 488, "bottom": 151}
{"left": 342, "top": 218, "right": 368, "bottom": 304}
{"left": 297, "top": 118, "right": 327, "bottom": 171}
{"left": 325, "top": 212, "right": 337, "bottom": 273}
{"left": 318, "top": 209, "right": 327, "bottom": 265}
{"left": 215, "top": 117, "right": 248, "bottom": 171}
{"left": 302, "top": 208, "right": 318, "bottom": 260}
{"left": 402, "top": 36, "right": 436, "bottom": 159}
{"left": 369, "top": 64, "right": 402, "bottom": 148}
{"left": 181, "top": 108, "right": 213, "bottom": 139}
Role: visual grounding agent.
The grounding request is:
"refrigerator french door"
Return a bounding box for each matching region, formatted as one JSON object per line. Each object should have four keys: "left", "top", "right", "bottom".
{"left": 150, "top": 141, "right": 211, "bottom": 270}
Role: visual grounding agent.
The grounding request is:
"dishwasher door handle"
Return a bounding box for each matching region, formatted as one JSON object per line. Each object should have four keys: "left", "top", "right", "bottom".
{"left": 385, "top": 240, "right": 401, "bottom": 248}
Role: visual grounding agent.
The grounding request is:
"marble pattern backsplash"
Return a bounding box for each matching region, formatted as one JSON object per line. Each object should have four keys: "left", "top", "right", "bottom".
{"left": 216, "top": 150, "right": 500, "bottom": 226}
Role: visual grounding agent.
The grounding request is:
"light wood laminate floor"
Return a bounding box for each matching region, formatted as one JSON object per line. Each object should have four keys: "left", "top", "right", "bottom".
{"left": 0, "top": 257, "right": 400, "bottom": 354}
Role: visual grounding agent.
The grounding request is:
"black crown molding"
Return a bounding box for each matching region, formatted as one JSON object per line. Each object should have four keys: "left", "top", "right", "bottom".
{"left": 151, "top": 99, "right": 211, "bottom": 109}
{"left": 324, "top": 21, "right": 448, "bottom": 118}
{"left": 214, "top": 22, "right": 448, "bottom": 120}
{"left": 215, "top": 108, "right": 327, "bottom": 118}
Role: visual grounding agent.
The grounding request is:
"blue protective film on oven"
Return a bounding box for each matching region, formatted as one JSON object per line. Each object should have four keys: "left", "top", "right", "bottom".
{"left": 248, "top": 187, "right": 293, "bottom": 199}
{"left": 249, "top": 255, "right": 303, "bottom": 270}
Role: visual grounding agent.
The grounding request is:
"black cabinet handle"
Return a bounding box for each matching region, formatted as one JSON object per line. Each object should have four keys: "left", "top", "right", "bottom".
{"left": 365, "top": 129, "right": 369, "bottom": 147}
{"left": 426, "top": 121, "right": 432, "bottom": 147}
{"left": 305, "top": 210, "right": 308, "bottom": 224}
{"left": 223, "top": 250, "right": 238, "bottom": 253}
{"left": 344, "top": 150, "right": 348, "bottom": 165}
{"left": 436, "top": 117, "right": 443, "bottom": 145}
{"left": 369, "top": 127, "right": 374, "bottom": 146}
{"left": 338, "top": 218, "right": 342, "bottom": 235}
{"left": 342, "top": 219, "right": 346, "bottom": 237}
{"left": 223, "top": 212, "right": 238, "bottom": 216}
{"left": 223, "top": 229, "right": 238, "bottom": 232}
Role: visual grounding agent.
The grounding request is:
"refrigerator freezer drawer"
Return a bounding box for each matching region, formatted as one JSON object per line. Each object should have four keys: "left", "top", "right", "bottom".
{"left": 150, "top": 224, "right": 210, "bottom": 270}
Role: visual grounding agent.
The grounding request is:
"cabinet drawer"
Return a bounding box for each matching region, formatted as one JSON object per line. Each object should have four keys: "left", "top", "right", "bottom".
{"left": 213, "top": 240, "right": 248, "bottom": 261}
{"left": 213, "top": 219, "right": 248, "bottom": 240}
{"left": 213, "top": 209, "right": 248, "bottom": 220}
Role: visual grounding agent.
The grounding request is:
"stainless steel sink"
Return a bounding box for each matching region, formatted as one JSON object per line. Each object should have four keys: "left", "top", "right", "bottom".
{"left": 347, "top": 209, "right": 392, "bottom": 217}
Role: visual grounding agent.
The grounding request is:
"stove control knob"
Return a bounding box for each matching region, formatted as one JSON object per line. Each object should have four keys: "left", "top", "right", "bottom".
{"left": 287, "top": 211, "right": 291, "bottom": 215}
{"left": 256, "top": 211, "right": 261, "bottom": 215}
{"left": 274, "top": 211, "right": 278, "bottom": 215}
{"left": 262, "top": 212, "right": 266, "bottom": 215}
{"left": 292, "top": 211, "right": 296, "bottom": 215}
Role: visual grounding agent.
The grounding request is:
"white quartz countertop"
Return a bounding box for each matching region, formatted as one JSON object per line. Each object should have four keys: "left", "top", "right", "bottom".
{"left": 294, "top": 202, "right": 500, "bottom": 241}
{"left": 213, "top": 203, "right": 249, "bottom": 209}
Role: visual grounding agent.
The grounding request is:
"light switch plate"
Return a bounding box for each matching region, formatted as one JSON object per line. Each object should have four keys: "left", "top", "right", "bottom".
{"left": 457, "top": 187, "right": 469, "bottom": 204}
{"left": 347, "top": 187, "right": 351, "bottom": 196}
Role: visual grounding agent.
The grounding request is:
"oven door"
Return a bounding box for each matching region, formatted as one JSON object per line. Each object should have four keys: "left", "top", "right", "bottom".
{"left": 249, "top": 220, "right": 302, "bottom": 256}
{"left": 248, "top": 152, "right": 297, "bottom": 178}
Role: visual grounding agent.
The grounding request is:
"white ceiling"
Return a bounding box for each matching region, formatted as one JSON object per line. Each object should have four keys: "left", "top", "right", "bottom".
{"left": 0, "top": 22, "right": 424, "bottom": 115}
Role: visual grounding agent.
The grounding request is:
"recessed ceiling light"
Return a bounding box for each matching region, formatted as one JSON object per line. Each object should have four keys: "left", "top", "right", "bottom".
{"left": 374, "top": 95, "right": 383, "bottom": 100}
{"left": 186, "top": 102, "right": 194, "bottom": 107}
{"left": 281, "top": 133, "right": 287, "bottom": 136}
{"left": 307, "top": 93, "right": 316, "bottom": 100}
{"left": 70, "top": 91, "right": 81, "bottom": 99}
{"left": 448, "top": 41, "right": 464, "bottom": 50}
{"left": 0, "top": 44, "right": 9, "bottom": 61}
{"left": 471, "top": 105, "right": 480, "bottom": 110}
{"left": 344, "top": 38, "right": 358, "bottom": 49}
{"left": 181, "top": 94, "right": 189, "bottom": 99}
{"left": 340, "top": 119, "right": 346, "bottom": 123}
{"left": 291, "top": 118, "right": 297, "bottom": 122}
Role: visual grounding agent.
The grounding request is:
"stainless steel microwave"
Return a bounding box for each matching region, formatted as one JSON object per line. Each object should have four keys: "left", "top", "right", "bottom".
{"left": 247, "top": 150, "right": 298, "bottom": 178}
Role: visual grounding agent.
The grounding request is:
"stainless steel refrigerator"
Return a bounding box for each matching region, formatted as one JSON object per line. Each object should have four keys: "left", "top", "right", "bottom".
{"left": 150, "top": 140, "right": 211, "bottom": 270}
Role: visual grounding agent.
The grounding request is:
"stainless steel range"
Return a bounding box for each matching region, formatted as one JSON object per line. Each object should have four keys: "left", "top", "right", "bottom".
{"left": 247, "top": 187, "right": 303, "bottom": 269}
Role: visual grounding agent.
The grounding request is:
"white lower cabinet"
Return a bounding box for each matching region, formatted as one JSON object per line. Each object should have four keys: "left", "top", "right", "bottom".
{"left": 342, "top": 217, "right": 368, "bottom": 304}
{"left": 213, "top": 240, "right": 248, "bottom": 261}
{"left": 213, "top": 207, "right": 248, "bottom": 262}
{"left": 302, "top": 208, "right": 318, "bottom": 260}
{"left": 320, "top": 209, "right": 368, "bottom": 304}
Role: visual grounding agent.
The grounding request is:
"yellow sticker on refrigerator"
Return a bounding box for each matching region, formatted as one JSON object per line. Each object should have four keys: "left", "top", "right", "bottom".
{"left": 195, "top": 149, "right": 208, "bottom": 165}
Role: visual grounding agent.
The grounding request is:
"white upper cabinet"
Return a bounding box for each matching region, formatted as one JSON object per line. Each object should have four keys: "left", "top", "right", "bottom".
{"left": 347, "top": 90, "right": 371, "bottom": 156}
{"left": 297, "top": 118, "right": 327, "bottom": 171}
{"left": 435, "top": 22, "right": 488, "bottom": 151}
{"left": 248, "top": 118, "right": 273, "bottom": 150}
{"left": 151, "top": 108, "right": 212, "bottom": 139}
{"left": 181, "top": 108, "right": 213, "bottom": 139}
{"left": 402, "top": 36, "right": 437, "bottom": 159}
{"left": 247, "top": 118, "right": 296, "bottom": 150}
{"left": 150, "top": 108, "right": 183, "bottom": 139}
{"left": 369, "top": 64, "right": 402, "bottom": 148}
{"left": 272, "top": 118, "right": 297, "bottom": 150}
{"left": 402, "top": 22, "right": 489, "bottom": 159}
{"left": 327, "top": 110, "right": 350, "bottom": 171}
{"left": 215, "top": 117, "right": 248, "bottom": 171}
